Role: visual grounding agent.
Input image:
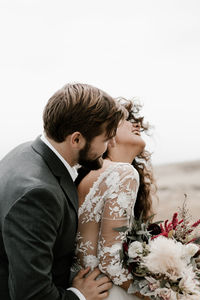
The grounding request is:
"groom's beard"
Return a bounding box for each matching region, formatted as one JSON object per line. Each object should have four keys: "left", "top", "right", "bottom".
{"left": 78, "top": 141, "right": 103, "bottom": 171}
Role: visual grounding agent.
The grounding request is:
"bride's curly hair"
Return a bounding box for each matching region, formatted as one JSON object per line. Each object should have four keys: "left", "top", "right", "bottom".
{"left": 115, "top": 98, "right": 157, "bottom": 221}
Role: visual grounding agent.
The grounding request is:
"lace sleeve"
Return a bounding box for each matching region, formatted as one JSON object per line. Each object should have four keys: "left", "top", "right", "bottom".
{"left": 97, "top": 164, "right": 139, "bottom": 286}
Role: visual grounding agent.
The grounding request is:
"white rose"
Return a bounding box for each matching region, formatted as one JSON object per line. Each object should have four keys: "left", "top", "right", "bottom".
{"left": 128, "top": 241, "right": 143, "bottom": 258}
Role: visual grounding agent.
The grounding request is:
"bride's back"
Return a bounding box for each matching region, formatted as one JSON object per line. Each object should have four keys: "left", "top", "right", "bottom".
{"left": 76, "top": 160, "right": 139, "bottom": 280}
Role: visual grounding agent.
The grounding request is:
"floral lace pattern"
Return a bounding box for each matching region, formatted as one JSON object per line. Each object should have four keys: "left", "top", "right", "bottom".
{"left": 76, "top": 162, "right": 139, "bottom": 285}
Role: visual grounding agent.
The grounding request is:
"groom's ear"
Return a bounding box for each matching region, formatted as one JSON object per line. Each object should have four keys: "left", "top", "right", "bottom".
{"left": 70, "top": 132, "right": 85, "bottom": 149}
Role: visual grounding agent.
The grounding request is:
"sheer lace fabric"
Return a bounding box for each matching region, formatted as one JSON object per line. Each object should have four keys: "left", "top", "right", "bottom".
{"left": 76, "top": 162, "right": 139, "bottom": 286}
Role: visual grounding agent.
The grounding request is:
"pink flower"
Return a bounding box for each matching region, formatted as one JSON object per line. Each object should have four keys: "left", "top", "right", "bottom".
{"left": 149, "top": 282, "right": 159, "bottom": 291}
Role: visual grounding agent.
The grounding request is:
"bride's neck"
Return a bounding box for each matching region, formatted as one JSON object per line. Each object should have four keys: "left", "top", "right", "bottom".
{"left": 106, "top": 145, "right": 135, "bottom": 164}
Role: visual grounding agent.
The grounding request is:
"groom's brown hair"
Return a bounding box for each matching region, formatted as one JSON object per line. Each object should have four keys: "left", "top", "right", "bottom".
{"left": 43, "top": 83, "right": 126, "bottom": 142}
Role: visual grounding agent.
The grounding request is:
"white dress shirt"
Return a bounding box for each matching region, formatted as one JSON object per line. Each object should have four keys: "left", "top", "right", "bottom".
{"left": 40, "top": 134, "right": 86, "bottom": 300}
{"left": 40, "top": 134, "right": 78, "bottom": 181}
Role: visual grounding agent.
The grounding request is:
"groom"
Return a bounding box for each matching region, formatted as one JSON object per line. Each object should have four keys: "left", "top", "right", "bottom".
{"left": 0, "top": 83, "right": 125, "bottom": 300}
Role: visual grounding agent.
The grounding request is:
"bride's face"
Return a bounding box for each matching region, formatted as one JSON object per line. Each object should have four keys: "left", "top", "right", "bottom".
{"left": 115, "top": 120, "right": 146, "bottom": 154}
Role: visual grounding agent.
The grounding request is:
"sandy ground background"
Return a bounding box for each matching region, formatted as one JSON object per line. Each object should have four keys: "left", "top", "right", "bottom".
{"left": 153, "top": 160, "right": 200, "bottom": 222}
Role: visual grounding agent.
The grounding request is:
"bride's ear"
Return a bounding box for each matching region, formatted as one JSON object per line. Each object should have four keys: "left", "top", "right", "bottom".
{"left": 70, "top": 132, "right": 86, "bottom": 149}
{"left": 108, "top": 137, "right": 116, "bottom": 149}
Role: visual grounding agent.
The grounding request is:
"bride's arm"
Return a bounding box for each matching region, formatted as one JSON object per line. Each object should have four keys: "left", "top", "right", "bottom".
{"left": 97, "top": 165, "right": 151, "bottom": 300}
{"left": 97, "top": 164, "right": 138, "bottom": 290}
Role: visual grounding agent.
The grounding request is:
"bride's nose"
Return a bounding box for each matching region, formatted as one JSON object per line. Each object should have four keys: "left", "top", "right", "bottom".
{"left": 132, "top": 122, "right": 141, "bottom": 129}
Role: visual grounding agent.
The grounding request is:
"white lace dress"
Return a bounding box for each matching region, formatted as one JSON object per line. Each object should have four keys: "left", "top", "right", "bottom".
{"left": 76, "top": 162, "right": 141, "bottom": 300}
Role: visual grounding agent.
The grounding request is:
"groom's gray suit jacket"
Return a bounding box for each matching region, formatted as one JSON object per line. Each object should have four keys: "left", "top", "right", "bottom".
{"left": 0, "top": 136, "right": 79, "bottom": 300}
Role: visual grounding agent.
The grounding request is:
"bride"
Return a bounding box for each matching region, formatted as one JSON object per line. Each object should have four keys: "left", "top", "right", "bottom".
{"left": 75, "top": 99, "right": 156, "bottom": 299}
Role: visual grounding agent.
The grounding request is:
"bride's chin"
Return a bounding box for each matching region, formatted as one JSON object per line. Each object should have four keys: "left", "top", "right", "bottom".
{"left": 136, "top": 139, "right": 146, "bottom": 151}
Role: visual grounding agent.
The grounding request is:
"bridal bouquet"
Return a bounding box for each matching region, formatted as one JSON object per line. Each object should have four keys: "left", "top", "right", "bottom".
{"left": 116, "top": 197, "right": 200, "bottom": 299}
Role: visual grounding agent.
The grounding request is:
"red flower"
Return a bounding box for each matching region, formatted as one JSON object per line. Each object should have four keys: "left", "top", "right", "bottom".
{"left": 172, "top": 212, "right": 179, "bottom": 229}
{"left": 151, "top": 213, "right": 183, "bottom": 240}
{"left": 192, "top": 219, "right": 200, "bottom": 228}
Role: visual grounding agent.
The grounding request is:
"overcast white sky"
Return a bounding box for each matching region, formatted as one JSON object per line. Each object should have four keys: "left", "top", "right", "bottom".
{"left": 0, "top": 0, "right": 200, "bottom": 165}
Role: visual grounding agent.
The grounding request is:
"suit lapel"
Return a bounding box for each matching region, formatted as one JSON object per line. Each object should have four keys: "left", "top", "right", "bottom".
{"left": 31, "top": 136, "right": 78, "bottom": 214}
{"left": 59, "top": 176, "right": 78, "bottom": 213}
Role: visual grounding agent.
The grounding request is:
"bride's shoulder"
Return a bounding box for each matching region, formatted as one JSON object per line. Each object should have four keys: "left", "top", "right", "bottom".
{"left": 106, "top": 161, "right": 138, "bottom": 178}
{"left": 90, "top": 161, "right": 139, "bottom": 189}
{"left": 78, "top": 160, "right": 115, "bottom": 189}
{"left": 78, "top": 161, "right": 138, "bottom": 198}
{"left": 86, "top": 161, "right": 138, "bottom": 184}
{"left": 77, "top": 161, "right": 112, "bottom": 197}
{"left": 91, "top": 160, "right": 137, "bottom": 180}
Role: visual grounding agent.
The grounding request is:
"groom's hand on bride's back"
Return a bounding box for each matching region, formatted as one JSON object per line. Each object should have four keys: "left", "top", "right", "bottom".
{"left": 72, "top": 267, "right": 112, "bottom": 299}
